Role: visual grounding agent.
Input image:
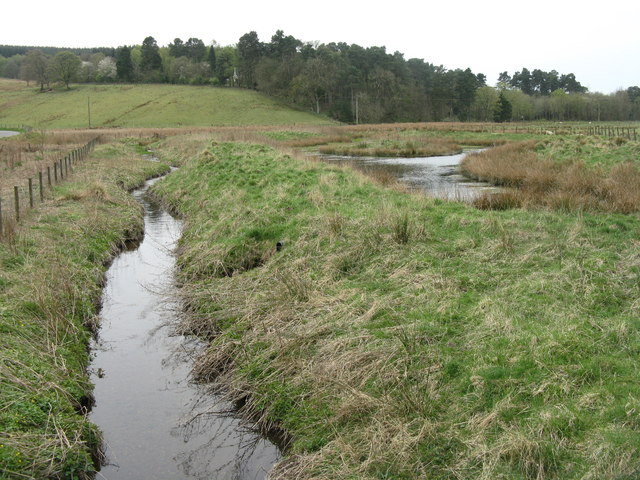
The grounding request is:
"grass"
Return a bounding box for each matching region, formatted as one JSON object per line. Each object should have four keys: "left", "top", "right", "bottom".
{"left": 0, "top": 140, "right": 170, "bottom": 479}
{"left": 0, "top": 78, "right": 337, "bottom": 129}
{"left": 151, "top": 136, "right": 640, "bottom": 479}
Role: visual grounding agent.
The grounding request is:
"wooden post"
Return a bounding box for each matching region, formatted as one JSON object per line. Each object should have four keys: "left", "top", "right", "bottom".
{"left": 47, "top": 166, "right": 52, "bottom": 187}
{"left": 54, "top": 163, "right": 58, "bottom": 182}
{"left": 14, "top": 186, "right": 19, "bottom": 221}
{"left": 59, "top": 159, "right": 64, "bottom": 179}
{"left": 28, "top": 178, "right": 34, "bottom": 208}
{"left": 39, "top": 172, "right": 44, "bottom": 201}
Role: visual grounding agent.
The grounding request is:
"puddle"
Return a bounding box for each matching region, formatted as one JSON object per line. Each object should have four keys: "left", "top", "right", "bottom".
{"left": 89, "top": 176, "right": 280, "bottom": 479}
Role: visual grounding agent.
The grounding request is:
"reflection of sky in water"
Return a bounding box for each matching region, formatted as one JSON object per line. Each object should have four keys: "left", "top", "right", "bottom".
{"left": 90, "top": 179, "right": 279, "bottom": 480}
{"left": 320, "top": 150, "right": 494, "bottom": 200}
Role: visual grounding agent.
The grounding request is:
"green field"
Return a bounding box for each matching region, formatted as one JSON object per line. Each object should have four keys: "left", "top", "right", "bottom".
{"left": 0, "top": 79, "right": 337, "bottom": 128}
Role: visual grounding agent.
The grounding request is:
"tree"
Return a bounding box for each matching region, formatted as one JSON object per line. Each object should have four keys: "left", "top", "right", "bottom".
{"left": 116, "top": 46, "right": 134, "bottom": 81}
{"left": 493, "top": 91, "right": 512, "bottom": 122}
{"left": 471, "top": 86, "right": 499, "bottom": 121}
{"left": 237, "top": 31, "right": 265, "bottom": 88}
{"left": 185, "top": 38, "right": 206, "bottom": 62}
{"left": 50, "top": 51, "right": 81, "bottom": 89}
{"left": 25, "top": 49, "right": 50, "bottom": 91}
{"left": 168, "top": 38, "right": 186, "bottom": 58}
{"left": 140, "top": 36, "right": 162, "bottom": 73}
{"left": 207, "top": 46, "right": 216, "bottom": 75}
{"left": 97, "top": 57, "right": 117, "bottom": 81}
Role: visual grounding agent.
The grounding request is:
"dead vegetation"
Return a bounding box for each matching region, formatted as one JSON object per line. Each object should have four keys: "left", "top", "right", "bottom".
{"left": 461, "top": 141, "right": 640, "bottom": 213}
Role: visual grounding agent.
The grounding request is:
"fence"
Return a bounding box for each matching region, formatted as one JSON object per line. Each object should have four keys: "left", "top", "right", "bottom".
{"left": 485, "top": 124, "right": 638, "bottom": 139}
{"left": 0, "top": 137, "right": 99, "bottom": 239}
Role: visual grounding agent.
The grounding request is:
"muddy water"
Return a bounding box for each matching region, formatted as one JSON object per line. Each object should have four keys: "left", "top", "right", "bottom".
{"left": 319, "top": 150, "right": 493, "bottom": 199}
{"left": 90, "top": 176, "right": 279, "bottom": 479}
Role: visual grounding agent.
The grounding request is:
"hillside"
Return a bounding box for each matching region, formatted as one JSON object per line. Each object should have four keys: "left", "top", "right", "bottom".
{"left": 0, "top": 79, "right": 337, "bottom": 128}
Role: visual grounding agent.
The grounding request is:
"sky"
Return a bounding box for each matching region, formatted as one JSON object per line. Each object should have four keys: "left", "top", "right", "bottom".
{"left": 3, "top": 0, "right": 639, "bottom": 94}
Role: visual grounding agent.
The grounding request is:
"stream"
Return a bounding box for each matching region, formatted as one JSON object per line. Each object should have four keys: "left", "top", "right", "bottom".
{"left": 318, "top": 149, "right": 493, "bottom": 199}
{"left": 89, "top": 175, "right": 280, "bottom": 479}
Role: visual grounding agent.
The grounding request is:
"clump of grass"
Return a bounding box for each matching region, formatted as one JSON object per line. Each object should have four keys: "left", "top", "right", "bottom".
{"left": 462, "top": 140, "right": 640, "bottom": 213}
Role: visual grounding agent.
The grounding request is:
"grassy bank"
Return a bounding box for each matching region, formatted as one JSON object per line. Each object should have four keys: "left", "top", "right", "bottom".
{"left": 152, "top": 137, "right": 640, "bottom": 479}
{"left": 0, "top": 79, "right": 336, "bottom": 129}
{"left": 0, "top": 141, "right": 169, "bottom": 479}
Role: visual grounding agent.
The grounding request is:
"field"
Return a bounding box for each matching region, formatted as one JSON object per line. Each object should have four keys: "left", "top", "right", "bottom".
{"left": 0, "top": 79, "right": 337, "bottom": 128}
{"left": 149, "top": 133, "right": 640, "bottom": 479}
{"left": 1, "top": 78, "right": 640, "bottom": 479}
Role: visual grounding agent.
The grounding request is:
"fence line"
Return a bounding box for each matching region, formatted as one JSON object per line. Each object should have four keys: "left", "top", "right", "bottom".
{"left": 487, "top": 124, "right": 638, "bottom": 140}
{"left": 0, "top": 137, "right": 99, "bottom": 240}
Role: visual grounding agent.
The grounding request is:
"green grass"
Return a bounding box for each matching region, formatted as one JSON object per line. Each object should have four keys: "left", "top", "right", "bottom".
{"left": 152, "top": 138, "right": 640, "bottom": 479}
{"left": 0, "top": 141, "right": 170, "bottom": 479}
{"left": 0, "top": 78, "right": 337, "bottom": 129}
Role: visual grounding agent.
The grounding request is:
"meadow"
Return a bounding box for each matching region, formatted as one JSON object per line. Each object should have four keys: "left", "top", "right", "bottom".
{"left": 150, "top": 134, "right": 640, "bottom": 479}
{"left": 1, "top": 78, "right": 640, "bottom": 479}
{"left": 0, "top": 79, "right": 336, "bottom": 128}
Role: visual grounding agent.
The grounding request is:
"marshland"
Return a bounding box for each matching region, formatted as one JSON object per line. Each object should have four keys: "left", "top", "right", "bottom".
{"left": 1, "top": 77, "right": 640, "bottom": 480}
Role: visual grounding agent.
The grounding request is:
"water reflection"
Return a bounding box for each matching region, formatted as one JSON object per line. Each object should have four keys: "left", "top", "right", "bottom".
{"left": 318, "top": 150, "right": 494, "bottom": 200}
{"left": 90, "top": 177, "right": 279, "bottom": 480}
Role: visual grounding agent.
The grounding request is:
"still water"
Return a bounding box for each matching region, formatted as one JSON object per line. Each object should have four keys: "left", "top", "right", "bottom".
{"left": 0, "top": 130, "right": 20, "bottom": 138}
{"left": 318, "top": 150, "right": 492, "bottom": 199}
{"left": 90, "top": 176, "right": 279, "bottom": 480}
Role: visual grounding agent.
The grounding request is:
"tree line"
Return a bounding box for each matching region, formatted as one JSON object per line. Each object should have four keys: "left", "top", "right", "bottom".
{"left": 1, "top": 33, "right": 639, "bottom": 123}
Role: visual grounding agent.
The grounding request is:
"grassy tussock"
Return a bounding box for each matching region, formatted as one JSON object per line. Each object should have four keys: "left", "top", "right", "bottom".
{"left": 461, "top": 140, "right": 640, "bottom": 213}
{"left": 152, "top": 137, "right": 640, "bottom": 479}
{"left": 0, "top": 142, "right": 169, "bottom": 478}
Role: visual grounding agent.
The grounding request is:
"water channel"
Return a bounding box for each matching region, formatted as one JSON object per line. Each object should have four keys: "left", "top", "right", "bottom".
{"left": 89, "top": 175, "right": 280, "bottom": 480}
{"left": 318, "top": 149, "right": 493, "bottom": 200}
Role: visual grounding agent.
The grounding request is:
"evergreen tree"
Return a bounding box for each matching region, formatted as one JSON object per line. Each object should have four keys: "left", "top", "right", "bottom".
{"left": 140, "top": 36, "right": 162, "bottom": 72}
{"left": 207, "top": 46, "right": 216, "bottom": 75}
{"left": 116, "top": 46, "right": 134, "bottom": 81}
{"left": 494, "top": 91, "right": 512, "bottom": 122}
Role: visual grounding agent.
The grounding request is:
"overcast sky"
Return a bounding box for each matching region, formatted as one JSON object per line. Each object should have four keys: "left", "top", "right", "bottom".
{"left": 3, "top": 0, "right": 638, "bottom": 93}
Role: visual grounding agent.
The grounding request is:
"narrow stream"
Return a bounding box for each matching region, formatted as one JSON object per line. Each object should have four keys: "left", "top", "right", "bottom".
{"left": 89, "top": 176, "right": 280, "bottom": 479}
{"left": 319, "top": 150, "right": 494, "bottom": 199}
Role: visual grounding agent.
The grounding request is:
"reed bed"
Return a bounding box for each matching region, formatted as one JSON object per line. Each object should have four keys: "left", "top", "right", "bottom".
{"left": 461, "top": 140, "right": 640, "bottom": 213}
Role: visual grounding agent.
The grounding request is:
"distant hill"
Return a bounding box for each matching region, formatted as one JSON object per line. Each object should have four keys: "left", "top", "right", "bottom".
{"left": 0, "top": 79, "right": 337, "bottom": 128}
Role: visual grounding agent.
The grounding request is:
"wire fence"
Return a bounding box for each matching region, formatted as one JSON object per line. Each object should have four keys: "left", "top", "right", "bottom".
{"left": 0, "top": 137, "right": 99, "bottom": 239}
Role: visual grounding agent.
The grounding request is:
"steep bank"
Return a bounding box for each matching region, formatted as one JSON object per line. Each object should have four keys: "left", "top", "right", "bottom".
{"left": 0, "top": 142, "right": 170, "bottom": 479}
{"left": 152, "top": 138, "right": 640, "bottom": 479}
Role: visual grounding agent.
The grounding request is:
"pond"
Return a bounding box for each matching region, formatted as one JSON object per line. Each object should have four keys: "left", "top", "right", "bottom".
{"left": 89, "top": 175, "right": 280, "bottom": 480}
{"left": 317, "top": 150, "right": 494, "bottom": 200}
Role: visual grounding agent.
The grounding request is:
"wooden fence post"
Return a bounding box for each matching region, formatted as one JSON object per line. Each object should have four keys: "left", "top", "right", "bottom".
{"left": 28, "top": 178, "right": 34, "bottom": 208}
{"left": 39, "top": 172, "right": 44, "bottom": 202}
{"left": 54, "top": 163, "right": 58, "bottom": 182}
{"left": 14, "top": 186, "right": 19, "bottom": 222}
{"left": 47, "top": 166, "right": 51, "bottom": 187}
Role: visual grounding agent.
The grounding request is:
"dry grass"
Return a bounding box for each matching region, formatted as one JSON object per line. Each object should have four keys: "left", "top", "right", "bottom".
{"left": 462, "top": 141, "right": 640, "bottom": 212}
